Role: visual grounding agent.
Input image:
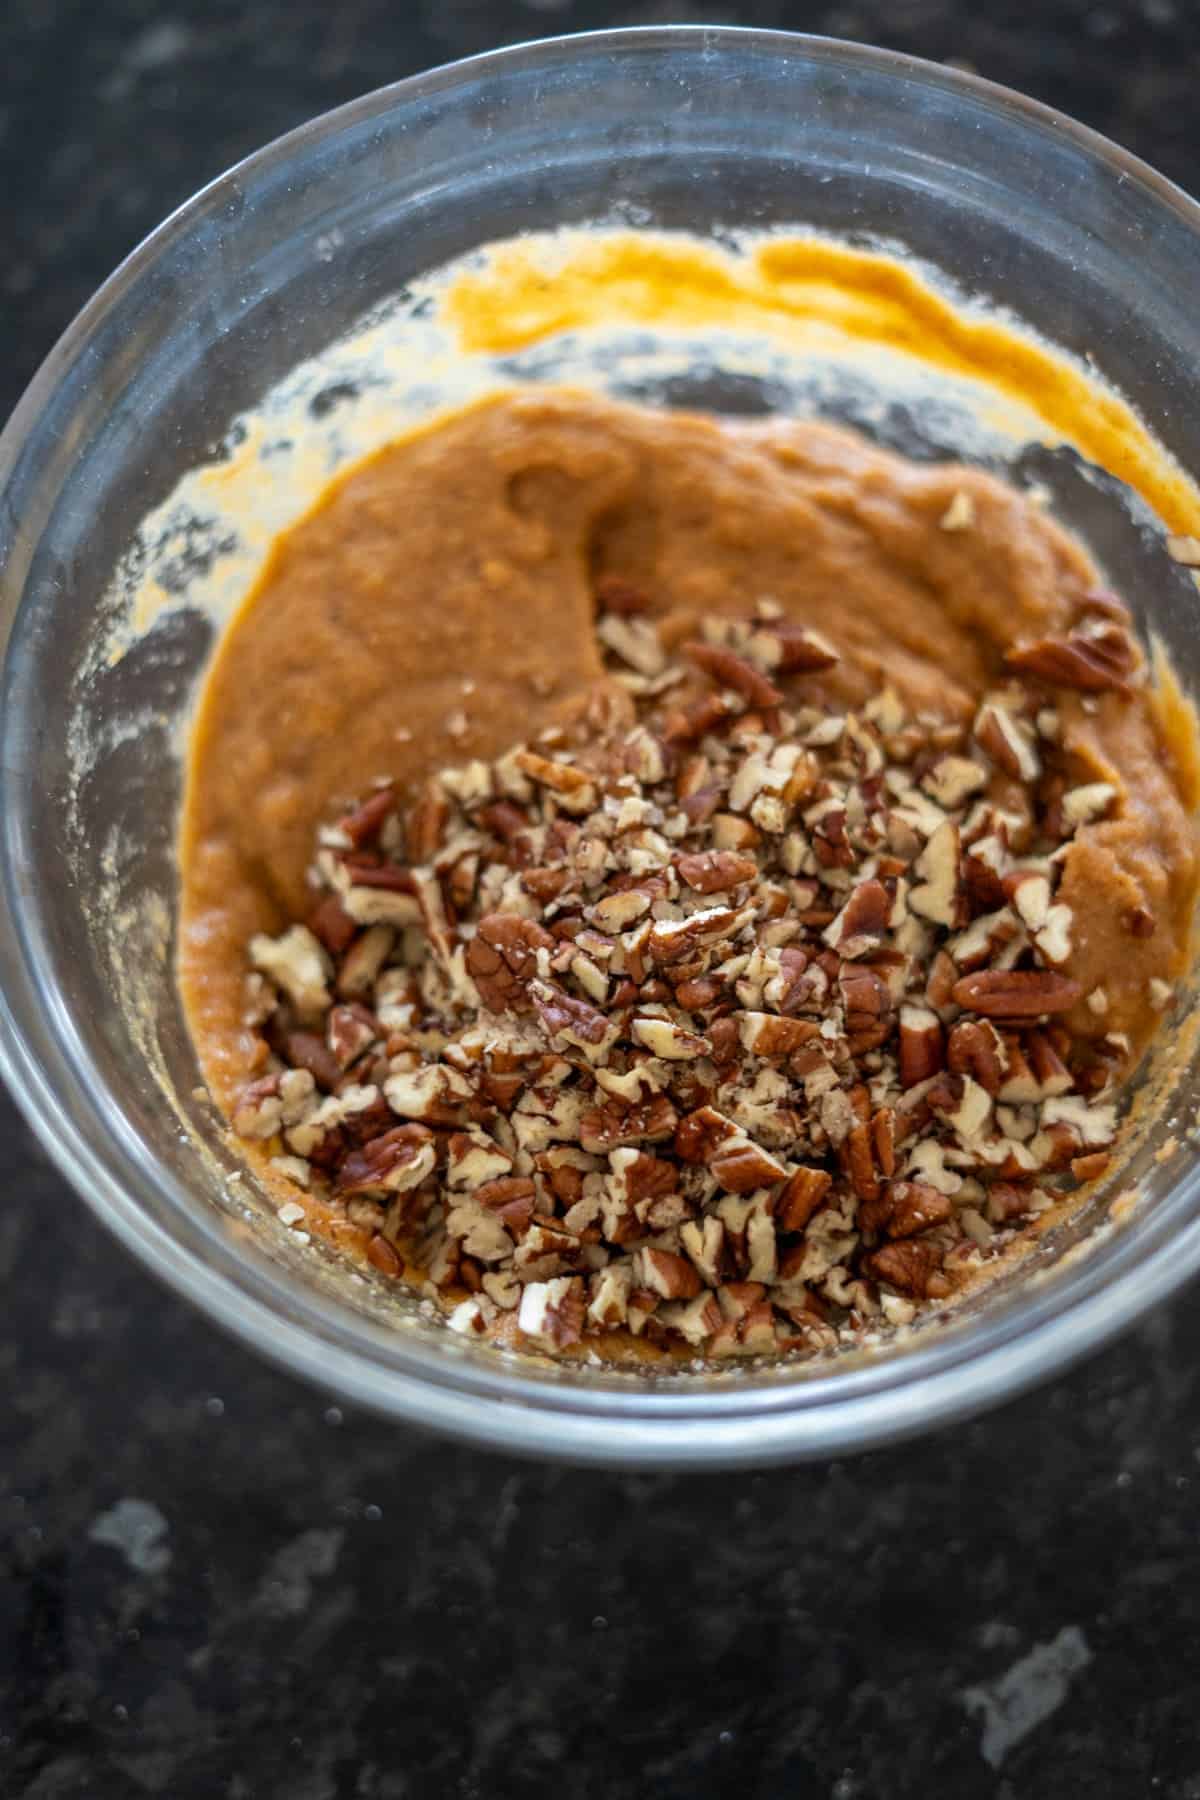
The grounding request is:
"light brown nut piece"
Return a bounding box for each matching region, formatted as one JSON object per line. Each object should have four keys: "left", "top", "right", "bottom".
{"left": 776, "top": 1166, "right": 834, "bottom": 1233}
{"left": 899, "top": 1004, "right": 945, "bottom": 1088}
{"left": 674, "top": 1105, "right": 741, "bottom": 1164}
{"left": 860, "top": 1179, "right": 953, "bottom": 1240}
{"left": 580, "top": 1094, "right": 680, "bottom": 1154}
{"left": 862, "top": 1238, "right": 952, "bottom": 1299}
{"left": 466, "top": 914, "right": 555, "bottom": 1013}
{"left": 750, "top": 621, "right": 840, "bottom": 674}
{"left": 518, "top": 1276, "right": 586, "bottom": 1350}
{"left": 647, "top": 907, "right": 738, "bottom": 966}
{"left": 1004, "top": 621, "right": 1137, "bottom": 693}
{"left": 529, "top": 978, "right": 611, "bottom": 1048}
{"left": 710, "top": 1138, "right": 789, "bottom": 1195}
{"left": 951, "top": 969, "right": 1082, "bottom": 1018}
{"left": 637, "top": 1247, "right": 703, "bottom": 1301}
{"left": 683, "top": 640, "right": 783, "bottom": 708}
{"left": 823, "top": 878, "right": 891, "bottom": 950}
{"left": 909, "top": 820, "right": 963, "bottom": 929}
{"left": 974, "top": 701, "right": 1041, "bottom": 783}
{"left": 675, "top": 849, "right": 758, "bottom": 893}
{"left": 513, "top": 749, "right": 597, "bottom": 812}
{"left": 739, "top": 1012, "right": 818, "bottom": 1058}
{"left": 947, "top": 1019, "right": 1006, "bottom": 1094}
{"left": 336, "top": 1124, "right": 437, "bottom": 1198}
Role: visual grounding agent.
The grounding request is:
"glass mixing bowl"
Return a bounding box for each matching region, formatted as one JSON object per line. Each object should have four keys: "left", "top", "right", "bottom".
{"left": 4, "top": 26, "right": 1200, "bottom": 1467}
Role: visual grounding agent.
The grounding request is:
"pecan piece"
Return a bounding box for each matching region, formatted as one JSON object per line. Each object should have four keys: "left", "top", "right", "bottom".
{"left": 683, "top": 640, "right": 783, "bottom": 709}
{"left": 466, "top": 914, "right": 555, "bottom": 1013}
{"left": 860, "top": 1179, "right": 953, "bottom": 1240}
{"left": 899, "top": 1004, "right": 945, "bottom": 1088}
{"left": 336, "top": 785, "right": 396, "bottom": 849}
{"left": 947, "top": 1019, "right": 1005, "bottom": 1094}
{"left": 284, "top": 1031, "right": 342, "bottom": 1092}
{"left": 710, "top": 1137, "right": 788, "bottom": 1194}
{"left": 529, "top": 978, "right": 611, "bottom": 1048}
{"left": 674, "top": 1105, "right": 740, "bottom": 1164}
{"left": 661, "top": 692, "right": 735, "bottom": 746}
{"left": 672, "top": 973, "right": 726, "bottom": 1012}
{"left": 366, "top": 1234, "right": 403, "bottom": 1277}
{"left": 839, "top": 964, "right": 893, "bottom": 1053}
{"left": 739, "top": 1012, "right": 818, "bottom": 1058}
{"left": 475, "top": 1176, "right": 537, "bottom": 1234}
{"left": 637, "top": 1247, "right": 703, "bottom": 1301}
{"left": 776, "top": 1166, "right": 834, "bottom": 1233}
{"left": 406, "top": 780, "right": 450, "bottom": 862}
{"left": 1004, "top": 621, "right": 1137, "bottom": 694}
{"left": 580, "top": 1093, "right": 679, "bottom": 1154}
{"left": 336, "top": 1124, "right": 436, "bottom": 1198}
{"left": 951, "top": 969, "right": 1082, "bottom": 1018}
{"left": 517, "top": 1276, "right": 585, "bottom": 1350}
{"left": 824, "top": 878, "right": 890, "bottom": 951}
{"left": 862, "top": 1239, "right": 952, "bottom": 1299}
{"left": 751, "top": 621, "right": 839, "bottom": 674}
{"left": 973, "top": 701, "right": 1041, "bottom": 783}
{"left": 308, "top": 894, "right": 359, "bottom": 956}
{"left": 675, "top": 849, "right": 758, "bottom": 893}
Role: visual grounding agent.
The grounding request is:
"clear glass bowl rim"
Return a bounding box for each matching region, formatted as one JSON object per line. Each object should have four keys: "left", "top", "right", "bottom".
{"left": 3, "top": 23, "right": 1200, "bottom": 1467}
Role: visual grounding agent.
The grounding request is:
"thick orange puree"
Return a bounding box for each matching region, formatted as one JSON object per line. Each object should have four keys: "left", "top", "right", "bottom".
{"left": 444, "top": 233, "right": 1200, "bottom": 539}
{"left": 179, "top": 389, "right": 1198, "bottom": 1125}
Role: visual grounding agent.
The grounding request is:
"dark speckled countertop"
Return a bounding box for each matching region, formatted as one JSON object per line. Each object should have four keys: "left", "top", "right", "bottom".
{"left": 5, "top": 4, "right": 1200, "bottom": 1796}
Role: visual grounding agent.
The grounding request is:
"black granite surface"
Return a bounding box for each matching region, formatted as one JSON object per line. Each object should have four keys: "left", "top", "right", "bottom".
{"left": 5, "top": 3, "right": 1200, "bottom": 1795}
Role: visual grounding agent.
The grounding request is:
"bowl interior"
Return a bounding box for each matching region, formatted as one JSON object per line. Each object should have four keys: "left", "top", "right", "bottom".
{"left": 3, "top": 27, "right": 1200, "bottom": 1462}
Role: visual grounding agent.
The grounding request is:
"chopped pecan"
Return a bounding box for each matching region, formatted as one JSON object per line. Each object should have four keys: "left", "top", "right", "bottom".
{"left": 337, "top": 1124, "right": 436, "bottom": 1198}
{"left": 529, "top": 978, "right": 611, "bottom": 1048}
{"left": 646, "top": 907, "right": 737, "bottom": 966}
{"left": 739, "top": 1012, "right": 818, "bottom": 1057}
{"left": 336, "top": 785, "right": 396, "bottom": 848}
{"left": 513, "top": 749, "right": 596, "bottom": 812}
{"left": 683, "top": 640, "right": 783, "bottom": 709}
{"left": 637, "top": 1247, "right": 703, "bottom": 1301}
{"left": 580, "top": 1093, "right": 679, "bottom": 1154}
{"left": 661, "top": 692, "right": 735, "bottom": 746}
{"left": 284, "top": 1030, "right": 343, "bottom": 1092}
{"left": 672, "top": 973, "right": 726, "bottom": 1012}
{"left": 475, "top": 1176, "right": 537, "bottom": 1234}
{"left": 899, "top": 1004, "right": 945, "bottom": 1088}
{"left": 466, "top": 914, "right": 555, "bottom": 1013}
{"left": 824, "top": 878, "right": 891, "bottom": 951}
{"left": 751, "top": 621, "right": 839, "bottom": 674}
{"left": 974, "top": 700, "right": 1041, "bottom": 783}
{"left": 327, "top": 1003, "right": 379, "bottom": 1071}
{"left": 710, "top": 1137, "right": 788, "bottom": 1194}
{"left": 860, "top": 1178, "right": 952, "bottom": 1239}
{"left": 951, "top": 969, "right": 1082, "bottom": 1018}
{"left": 406, "top": 780, "right": 450, "bottom": 862}
{"left": 862, "top": 1238, "right": 952, "bottom": 1299}
{"left": 308, "top": 894, "right": 359, "bottom": 955}
{"left": 777, "top": 1166, "right": 834, "bottom": 1232}
{"left": 947, "top": 1019, "right": 1005, "bottom": 1094}
{"left": 1004, "top": 621, "right": 1137, "bottom": 694}
{"left": 366, "top": 1234, "right": 403, "bottom": 1277}
{"left": 522, "top": 866, "right": 570, "bottom": 904}
{"left": 839, "top": 964, "right": 893, "bottom": 1053}
{"left": 675, "top": 849, "right": 758, "bottom": 893}
{"left": 675, "top": 1105, "right": 741, "bottom": 1163}
{"left": 517, "top": 1276, "right": 585, "bottom": 1350}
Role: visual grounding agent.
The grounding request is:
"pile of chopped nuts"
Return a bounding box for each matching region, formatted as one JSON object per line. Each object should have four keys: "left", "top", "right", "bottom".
{"left": 233, "top": 585, "right": 1140, "bottom": 1360}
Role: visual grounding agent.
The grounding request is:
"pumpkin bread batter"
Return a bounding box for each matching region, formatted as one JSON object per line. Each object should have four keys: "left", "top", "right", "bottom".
{"left": 177, "top": 389, "right": 1199, "bottom": 1357}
